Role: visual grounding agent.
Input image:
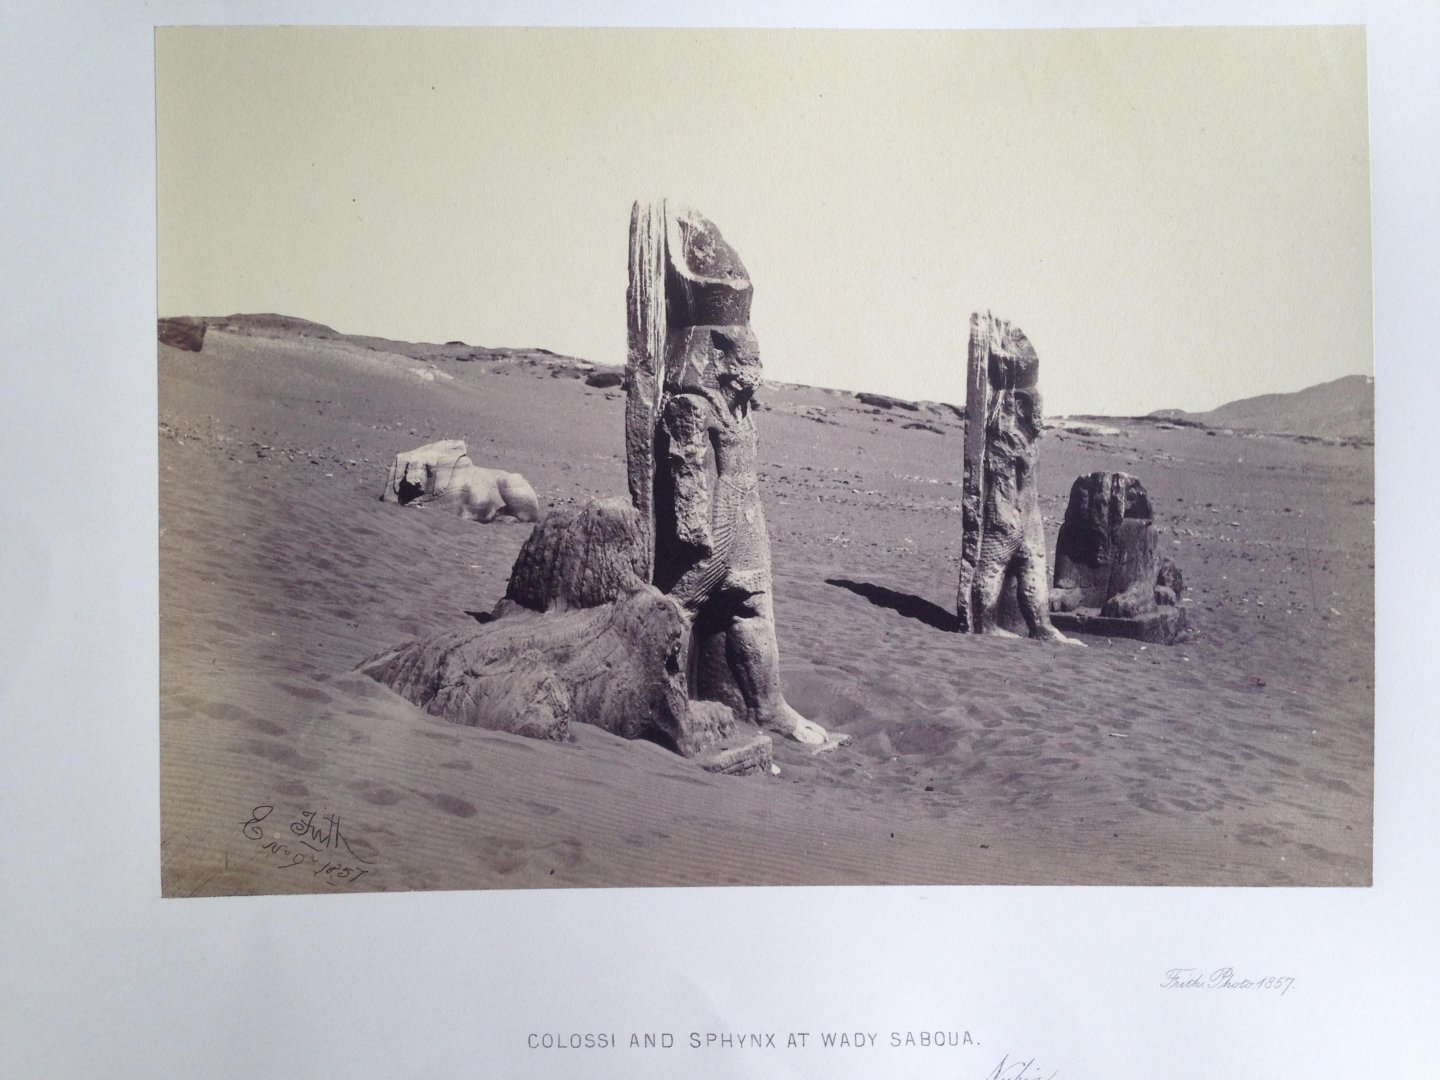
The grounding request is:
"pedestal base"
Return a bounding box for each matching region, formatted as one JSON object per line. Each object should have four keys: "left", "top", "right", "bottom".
{"left": 1049, "top": 606, "right": 1188, "bottom": 645}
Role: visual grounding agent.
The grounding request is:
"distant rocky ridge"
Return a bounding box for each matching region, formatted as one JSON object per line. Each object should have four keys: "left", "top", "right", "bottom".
{"left": 167, "top": 313, "right": 598, "bottom": 377}
{"left": 1148, "top": 374, "right": 1373, "bottom": 442}
{"left": 159, "top": 315, "right": 1372, "bottom": 443}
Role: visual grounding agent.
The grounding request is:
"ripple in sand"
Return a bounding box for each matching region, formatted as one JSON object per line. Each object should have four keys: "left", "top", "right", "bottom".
{"left": 887, "top": 723, "right": 960, "bottom": 757}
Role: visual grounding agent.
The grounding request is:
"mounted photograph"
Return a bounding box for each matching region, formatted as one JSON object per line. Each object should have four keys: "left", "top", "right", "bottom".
{"left": 157, "top": 26, "right": 1373, "bottom": 895}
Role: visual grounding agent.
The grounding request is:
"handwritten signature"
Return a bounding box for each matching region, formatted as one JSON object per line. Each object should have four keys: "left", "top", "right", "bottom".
{"left": 986, "top": 1054, "right": 1058, "bottom": 1080}
{"left": 241, "top": 804, "right": 375, "bottom": 886}
{"left": 1162, "top": 967, "right": 1295, "bottom": 995}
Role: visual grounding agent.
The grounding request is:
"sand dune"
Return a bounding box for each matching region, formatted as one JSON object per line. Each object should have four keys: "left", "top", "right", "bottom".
{"left": 159, "top": 320, "right": 1373, "bottom": 894}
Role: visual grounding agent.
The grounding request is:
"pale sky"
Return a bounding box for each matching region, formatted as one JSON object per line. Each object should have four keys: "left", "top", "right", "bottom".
{"left": 157, "top": 26, "right": 1371, "bottom": 416}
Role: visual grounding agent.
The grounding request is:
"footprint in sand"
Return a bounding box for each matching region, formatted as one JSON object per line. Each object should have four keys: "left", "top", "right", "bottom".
{"left": 541, "top": 839, "right": 582, "bottom": 869}
{"left": 353, "top": 781, "right": 406, "bottom": 806}
{"left": 473, "top": 836, "right": 528, "bottom": 874}
{"left": 1168, "top": 795, "right": 1222, "bottom": 812}
{"left": 428, "top": 793, "right": 477, "bottom": 818}
{"left": 1295, "top": 841, "right": 1348, "bottom": 866}
{"left": 244, "top": 739, "right": 323, "bottom": 771}
{"left": 1129, "top": 789, "right": 1170, "bottom": 815}
{"left": 279, "top": 682, "right": 332, "bottom": 704}
{"left": 200, "top": 700, "right": 263, "bottom": 725}
{"left": 1235, "top": 823, "right": 1284, "bottom": 846}
{"left": 1302, "top": 769, "right": 1358, "bottom": 796}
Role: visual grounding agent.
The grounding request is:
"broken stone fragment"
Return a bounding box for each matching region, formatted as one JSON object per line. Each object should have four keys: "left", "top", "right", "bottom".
{"left": 503, "top": 496, "right": 649, "bottom": 614}
{"left": 380, "top": 439, "right": 469, "bottom": 503}
{"left": 380, "top": 438, "right": 539, "bottom": 522}
{"left": 857, "top": 391, "right": 920, "bottom": 411}
{"left": 158, "top": 316, "right": 207, "bottom": 352}
{"left": 359, "top": 587, "right": 693, "bottom": 748}
{"left": 362, "top": 496, "right": 772, "bottom": 768}
{"left": 584, "top": 368, "right": 625, "bottom": 389}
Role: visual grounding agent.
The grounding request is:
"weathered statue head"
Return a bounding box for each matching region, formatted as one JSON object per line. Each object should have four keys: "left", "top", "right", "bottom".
{"left": 984, "top": 320, "right": 1043, "bottom": 442}
{"left": 662, "top": 206, "right": 761, "bottom": 411}
{"left": 665, "top": 326, "right": 762, "bottom": 409}
{"left": 664, "top": 205, "right": 753, "bottom": 327}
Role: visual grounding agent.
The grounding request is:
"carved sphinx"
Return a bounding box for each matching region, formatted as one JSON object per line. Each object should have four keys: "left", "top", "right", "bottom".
{"left": 1048, "top": 471, "right": 1188, "bottom": 644}
{"left": 956, "top": 312, "right": 1080, "bottom": 644}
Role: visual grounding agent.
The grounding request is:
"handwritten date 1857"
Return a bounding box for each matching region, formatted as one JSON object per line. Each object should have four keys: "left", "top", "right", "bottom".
{"left": 241, "top": 804, "right": 374, "bottom": 887}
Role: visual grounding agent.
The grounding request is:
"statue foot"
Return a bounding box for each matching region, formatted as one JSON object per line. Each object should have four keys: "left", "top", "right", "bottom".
{"left": 811, "top": 730, "right": 854, "bottom": 753}
{"left": 762, "top": 702, "right": 851, "bottom": 751}
{"left": 1034, "top": 626, "right": 1087, "bottom": 646}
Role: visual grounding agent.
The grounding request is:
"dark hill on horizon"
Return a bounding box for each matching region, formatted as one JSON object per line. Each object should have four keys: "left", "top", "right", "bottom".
{"left": 1149, "top": 374, "right": 1373, "bottom": 441}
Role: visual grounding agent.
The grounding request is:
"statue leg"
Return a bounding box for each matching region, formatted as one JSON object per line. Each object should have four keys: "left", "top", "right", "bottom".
{"left": 973, "top": 533, "right": 1021, "bottom": 637}
{"left": 721, "top": 589, "right": 832, "bottom": 746}
{"left": 691, "top": 601, "right": 746, "bottom": 717}
{"left": 1016, "top": 514, "right": 1085, "bottom": 645}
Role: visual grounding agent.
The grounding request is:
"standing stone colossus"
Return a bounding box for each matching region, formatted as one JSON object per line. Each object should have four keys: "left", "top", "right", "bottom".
{"left": 627, "top": 200, "right": 841, "bottom": 747}
{"left": 956, "top": 311, "right": 1080, "bottom": 644}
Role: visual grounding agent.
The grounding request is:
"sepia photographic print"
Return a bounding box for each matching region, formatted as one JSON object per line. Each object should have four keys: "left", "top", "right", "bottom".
{"left": 157, "top": 26, "right": 1373, "bottom": 896}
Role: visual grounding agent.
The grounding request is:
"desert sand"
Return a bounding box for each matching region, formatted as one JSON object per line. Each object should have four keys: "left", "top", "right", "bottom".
{"left": 159, "top": 316, "right": 1372, "bottom": 894}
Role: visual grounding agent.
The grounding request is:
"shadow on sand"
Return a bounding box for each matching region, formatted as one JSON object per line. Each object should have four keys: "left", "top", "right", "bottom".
{"left": 824, "top": 578, "right": 959, "bottom": 632}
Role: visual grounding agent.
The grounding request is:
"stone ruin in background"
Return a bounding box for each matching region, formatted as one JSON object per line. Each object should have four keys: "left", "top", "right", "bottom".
{"left": 158, "top": 316, "right": 207, "bottom": 352}
{"left": 955, "top": 311, "right": 1080, "bottom": 644}
{"left": 362, "top": 200, "right": 844, "bottom": 771}
{"left": 1048, "top": 471, "right": 1188, "bottom": 644}
{"left": 380, "top": 438, "right": 540, "bottom": 523}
